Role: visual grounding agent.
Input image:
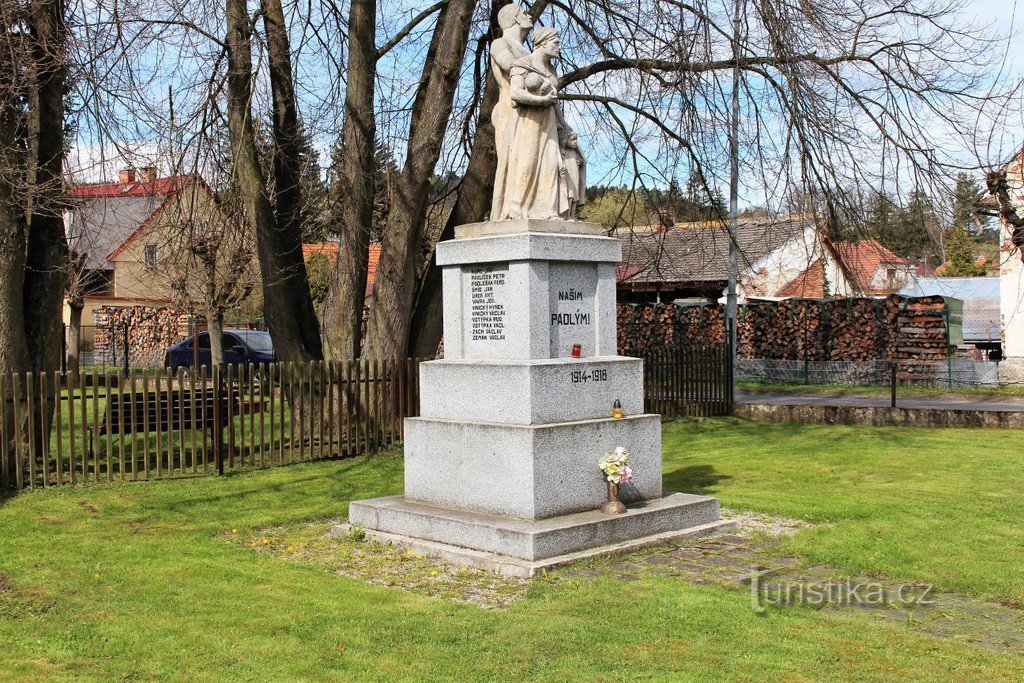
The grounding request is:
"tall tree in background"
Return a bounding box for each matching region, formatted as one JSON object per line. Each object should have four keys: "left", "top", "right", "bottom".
{"left": 321, "top": 0, "right": 378, "bottom": 360}
{"left": 224, "top": 0, "right": 322, "bottom": 363}
{"left": 943, "top": 225, "right": 986, "bottom": 276}
{"left": 951, "top": 172, "right": 985, "bottom": 233}
{"left": 362, "top": 0, "right": 478, "bottom": 362}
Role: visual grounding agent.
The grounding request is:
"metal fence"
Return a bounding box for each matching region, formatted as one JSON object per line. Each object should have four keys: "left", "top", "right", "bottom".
{"left": 0, "top": 359, "right": 421, "bottom": 491}
{"left": 736, "top": 358, "right": 1006, "bottom": 389}
{"left": 643, "top": 344, "right": 733, "bottom": 417}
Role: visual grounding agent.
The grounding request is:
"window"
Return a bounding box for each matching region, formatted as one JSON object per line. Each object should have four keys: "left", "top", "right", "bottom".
{"left": 886, "top": 268, "right": 896, "bottom": 280}
{"left": 223, "top": 334, "right": 243, "bottom": 351}
{"left": 144, "top": 244, "right": 159, "bottom": 269}
{"left": 195, "top": 333, "right": 211, "bottom": 349}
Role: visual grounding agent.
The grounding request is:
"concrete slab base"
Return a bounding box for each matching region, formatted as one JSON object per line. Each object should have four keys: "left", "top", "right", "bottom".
{"left": 344, "top": 492, "right": 730, "bottom": 577}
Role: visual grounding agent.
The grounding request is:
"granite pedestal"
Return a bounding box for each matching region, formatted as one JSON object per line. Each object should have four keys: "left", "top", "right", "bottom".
{"left": 343, "top": 220, "right": 732, "bottom": 575}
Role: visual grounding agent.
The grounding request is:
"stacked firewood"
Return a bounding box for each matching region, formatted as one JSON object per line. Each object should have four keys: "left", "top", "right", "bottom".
{"left": 617, "top": 295, "right": 953, "bottom": 362}
{"left": 93, "top": 306, "right": 191, "bottom": 367}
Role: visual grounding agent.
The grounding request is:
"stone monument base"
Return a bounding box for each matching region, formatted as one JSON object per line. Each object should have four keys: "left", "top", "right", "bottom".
{"left": 341, "top": 493, "right": 733, "bottom": 577}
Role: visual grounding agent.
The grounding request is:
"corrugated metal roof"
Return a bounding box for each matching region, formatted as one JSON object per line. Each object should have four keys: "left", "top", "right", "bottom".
{"left": 898, "top": 276, "right": 1000, "bottom": 300}
{"left": 899, "top": 277, "right": 1000, "bottom": 343}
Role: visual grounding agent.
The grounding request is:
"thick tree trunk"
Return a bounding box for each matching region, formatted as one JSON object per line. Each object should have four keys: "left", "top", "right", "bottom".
{"left": 322, "top": 0, "right": 377, "bottom": 361}
{"left": 261, "top": 0, "right": 323, "bottom": 359}
{"left": 408, "top": 1, "right": 519, "bottom": 358}
{"left": 225, "top": 0, "right": 322, "bottom": 363}
{"left": 364, "top": 0, "right": 478, "bottom": 361}
{"left": 0, "top": 121, "right": 28, "bottom": 374}
{"left": 23, "top": 0, "right": 68, "bottom": 376}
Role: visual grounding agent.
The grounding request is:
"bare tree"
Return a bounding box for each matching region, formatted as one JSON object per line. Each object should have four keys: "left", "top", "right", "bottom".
{"left": 0, "top": 0, "right": 69, "bottom": 375}
{"left": 164, "top": 188, "right": 256, "bottom": 367}
{"left": 223, "top": 0, "right": 322, "bottom": 363}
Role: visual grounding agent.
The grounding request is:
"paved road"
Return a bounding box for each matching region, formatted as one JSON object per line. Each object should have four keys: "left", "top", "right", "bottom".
{"left": 736, "top": 391, "right": 1024, "bottom": 413}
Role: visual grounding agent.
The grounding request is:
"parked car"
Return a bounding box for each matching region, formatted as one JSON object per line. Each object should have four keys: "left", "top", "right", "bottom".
{"left": 164, "top": 330, "right": 275, "bottom": 374}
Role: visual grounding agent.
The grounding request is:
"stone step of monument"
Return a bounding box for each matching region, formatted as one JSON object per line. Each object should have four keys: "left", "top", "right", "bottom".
{"left": 454, "top": 218, "right": 607, "bottom": 240}
{"left": 418, "top": 356, "right": 644, "bottom": 425}
{"left": 346, "top": 493, "right": 728, "bottom": 575}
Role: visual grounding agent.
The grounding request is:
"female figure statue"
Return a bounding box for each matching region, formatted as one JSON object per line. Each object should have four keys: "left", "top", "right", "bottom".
{"left": 492, "top": 27, "right": 583, "bottom": 220}
{"left": 488, "top": 4, "right": 533, "bottom": 220}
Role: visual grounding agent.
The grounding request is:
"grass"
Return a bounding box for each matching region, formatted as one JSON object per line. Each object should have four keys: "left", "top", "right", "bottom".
{"left": 0, "top": 419, "right": 1021, "bottom": 680}
{"left": 663, "top": 419, "right": 1024, "bottom": 605}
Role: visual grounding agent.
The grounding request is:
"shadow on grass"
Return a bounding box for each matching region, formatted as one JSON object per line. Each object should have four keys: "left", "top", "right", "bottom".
{"left": 136, "top": 454, "right": 404, "bottom": 521}
{"left": 664, "top": 463, "right": 731, "bottom": 496}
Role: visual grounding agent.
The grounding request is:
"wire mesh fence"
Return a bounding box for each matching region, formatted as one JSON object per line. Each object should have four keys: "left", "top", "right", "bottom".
{"left": 736, "top": 358, "right": 1008, "bottom": 389}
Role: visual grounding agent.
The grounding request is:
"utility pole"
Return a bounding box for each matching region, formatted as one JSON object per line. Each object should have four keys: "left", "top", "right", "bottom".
{"left": 727, "top": 0, "right": 742, "bottom": 401}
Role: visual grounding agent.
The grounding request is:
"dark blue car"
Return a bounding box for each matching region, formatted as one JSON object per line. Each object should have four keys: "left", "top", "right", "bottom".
{"left": 164, "top": 330, "right": 276, "bottom": 373}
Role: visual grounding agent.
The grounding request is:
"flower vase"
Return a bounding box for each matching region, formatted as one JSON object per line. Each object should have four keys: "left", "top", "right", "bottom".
{"left": 601, "top": 481, "right": 627, "bottom": 515}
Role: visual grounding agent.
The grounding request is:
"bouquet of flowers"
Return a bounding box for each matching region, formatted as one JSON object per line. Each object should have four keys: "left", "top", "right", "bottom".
{"left": 598, "top": 447, "right": 633, "bottom": 484}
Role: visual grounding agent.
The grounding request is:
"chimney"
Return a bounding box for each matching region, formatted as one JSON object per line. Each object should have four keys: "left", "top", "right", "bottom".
{"left": 140, "top": 166, "right": 157, "bottom": 183}
{"left": 118, "top": 168, "right": 136, "bottom": 185}
{"left": 657, "top": 209, "right": 674, "bottom": 233}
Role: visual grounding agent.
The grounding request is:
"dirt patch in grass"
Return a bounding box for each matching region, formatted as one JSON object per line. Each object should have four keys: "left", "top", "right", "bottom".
{"left": 230, "top": 521, "right": 535, "bottom": 609}
{"left": 721, "top": 508, "right": 812, "bottom": 537}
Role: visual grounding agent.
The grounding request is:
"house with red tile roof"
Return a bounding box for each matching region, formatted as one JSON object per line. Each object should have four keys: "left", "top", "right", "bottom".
{"left": 63, "top": 168, "right": 225, "bottom": 326}
{"left": 776, "top": 239, "right": 931, "bottom": 298}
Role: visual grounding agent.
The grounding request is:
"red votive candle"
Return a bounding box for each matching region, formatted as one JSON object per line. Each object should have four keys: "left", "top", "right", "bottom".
{"left": 571, "top": 344, "right": 582, "bottom": 358}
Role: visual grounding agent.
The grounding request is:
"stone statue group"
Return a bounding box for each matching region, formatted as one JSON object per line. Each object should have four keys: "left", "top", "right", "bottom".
{"left": 490, "top": 3, "right": 586, "bottom": 222}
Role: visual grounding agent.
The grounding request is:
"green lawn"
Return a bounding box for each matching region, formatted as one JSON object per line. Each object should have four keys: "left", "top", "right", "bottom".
{"left": 1, "top": 419, "right": 1022, "bottom": 680}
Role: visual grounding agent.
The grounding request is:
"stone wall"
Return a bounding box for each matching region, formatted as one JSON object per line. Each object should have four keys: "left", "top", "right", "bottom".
{"left": 93, "top": 305, "right": 192, "bottom": 367}
{"left": 617, "top": 296, "right": 955, "bottom": 362}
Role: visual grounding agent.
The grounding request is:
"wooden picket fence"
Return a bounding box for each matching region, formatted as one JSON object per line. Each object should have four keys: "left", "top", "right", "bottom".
{"left": 643, "top": 344, "right": 733, "bottom": 418}
{"left": 0, "top": 359, "right": 422, "bottom": 491}
{"left": 1, "top": 348, "right": 731, "bottom": 491}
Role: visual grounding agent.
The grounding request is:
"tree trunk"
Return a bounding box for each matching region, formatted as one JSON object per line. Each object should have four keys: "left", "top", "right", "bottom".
{"left": 364, "top": 0, "right": 478, "bottom": 361}
{"left": 209, "top": 313, "right": 226, "bottom": 368}
{"left": 322, "top": 0, "right": 377, "bottom": 361}
{"left": 0, "top": 117, "right": 28, "bottom": 375}
{"left": 68, "top": 301, "right": 82, "bottom": 375}
{"left": 407, "top": 18, "right": 505, "bottom": 357}
{"left": 21, "top": 0, "right": 68, "bottom": 376}
{"left": 225, "top": 0, "right": 322, "bottom": 363}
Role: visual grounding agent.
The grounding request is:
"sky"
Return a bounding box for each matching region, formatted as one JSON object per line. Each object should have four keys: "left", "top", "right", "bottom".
{"left": 968, "top": 0, "right": 1024, "bottom": 70}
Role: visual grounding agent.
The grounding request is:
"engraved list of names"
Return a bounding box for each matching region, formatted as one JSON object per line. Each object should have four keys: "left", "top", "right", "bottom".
{"left": 468, "top": 265, "right": 508, "bottom": 342}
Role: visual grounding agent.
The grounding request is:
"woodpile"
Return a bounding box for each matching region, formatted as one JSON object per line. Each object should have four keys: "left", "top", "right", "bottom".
{"left": 617, "top": 295, "right": 954, "bottom": 363}
{"left": 94, "top": 305, "right": 191, "bottom": 367}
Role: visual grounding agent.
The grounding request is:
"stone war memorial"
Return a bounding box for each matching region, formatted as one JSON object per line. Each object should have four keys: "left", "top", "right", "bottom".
{"left": 343, "top": 4, "right": 731, "bottom": 576}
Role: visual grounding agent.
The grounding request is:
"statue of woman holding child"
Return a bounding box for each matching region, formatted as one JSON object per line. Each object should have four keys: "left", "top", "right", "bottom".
{"left": 490, "top": 15, "right": 586, "bottom": 221}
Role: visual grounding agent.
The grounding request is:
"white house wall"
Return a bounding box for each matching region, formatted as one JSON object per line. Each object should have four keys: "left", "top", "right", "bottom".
{"left": 741, "top": 225, "right": 855, "bottom": 298}
{"left": 741, "top": 226, "right": 818, "bottom": 296}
